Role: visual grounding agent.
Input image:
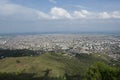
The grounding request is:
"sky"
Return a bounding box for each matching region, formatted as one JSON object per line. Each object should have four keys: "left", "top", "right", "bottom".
{"left": 0, "top": 0, "right": 120, "bottom": 33}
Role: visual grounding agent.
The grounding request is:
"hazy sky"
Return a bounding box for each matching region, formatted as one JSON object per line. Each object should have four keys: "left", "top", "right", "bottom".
{"left": 0, "top": 0, "right": 120, "bottom": 33}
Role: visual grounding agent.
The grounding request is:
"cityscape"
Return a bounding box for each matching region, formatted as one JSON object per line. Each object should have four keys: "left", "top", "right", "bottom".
{"left": 0, "top": 34, "right": 120, "bottom": 59}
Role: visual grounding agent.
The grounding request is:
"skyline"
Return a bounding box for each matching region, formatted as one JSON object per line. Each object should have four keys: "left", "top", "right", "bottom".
{"left": 0, "top": 0, "right": 120, "bottom": 33}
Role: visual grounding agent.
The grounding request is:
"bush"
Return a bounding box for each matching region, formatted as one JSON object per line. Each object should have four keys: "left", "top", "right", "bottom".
{"left": 85, "top": 62, "right": 120, "bottom": 80}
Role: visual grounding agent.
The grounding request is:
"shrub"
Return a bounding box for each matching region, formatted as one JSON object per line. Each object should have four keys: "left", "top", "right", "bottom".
{"left": 85, "top": 62, "right": 120, "bottom": 80}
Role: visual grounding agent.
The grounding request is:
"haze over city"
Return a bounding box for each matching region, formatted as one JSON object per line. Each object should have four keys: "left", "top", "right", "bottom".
{"left": 0, "top": 0, "right": 120, "bottom": 33}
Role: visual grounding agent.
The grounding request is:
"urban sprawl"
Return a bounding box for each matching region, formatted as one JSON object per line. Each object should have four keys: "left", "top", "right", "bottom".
{"left": 0, "top": 34, "right": 120, "bottom": 59}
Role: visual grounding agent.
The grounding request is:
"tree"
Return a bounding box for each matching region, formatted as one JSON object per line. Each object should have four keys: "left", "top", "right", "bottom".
{"left": 85, "top": 62, "right": 120, "bottom": 80}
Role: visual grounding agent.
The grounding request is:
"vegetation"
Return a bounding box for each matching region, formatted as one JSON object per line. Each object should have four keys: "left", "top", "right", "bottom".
{"left": 85, "top": 62, "right": 120, "bottom": 80}
{"left": 0, "top": 49, "right": 119, "bottom": 80}
{"left": 0, "top": 49, "right": 39, "bottom": 58}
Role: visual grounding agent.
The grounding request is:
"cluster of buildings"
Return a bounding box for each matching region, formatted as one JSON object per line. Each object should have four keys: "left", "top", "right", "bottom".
{"left": 0, "top": 34, "right": 120, "bottom": 59}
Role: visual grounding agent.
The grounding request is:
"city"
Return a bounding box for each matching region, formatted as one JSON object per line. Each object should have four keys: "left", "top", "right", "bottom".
{"left": 0, "top": 34, "right": 120, "bottom": 59}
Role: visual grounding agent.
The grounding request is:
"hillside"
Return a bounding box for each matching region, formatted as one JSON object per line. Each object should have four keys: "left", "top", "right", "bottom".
{"left": 0, "top": 51, "right": 118, "bottom": 80}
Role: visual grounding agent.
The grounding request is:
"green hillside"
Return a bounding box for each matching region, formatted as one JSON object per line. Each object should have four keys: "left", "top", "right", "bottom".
{"left": 0, "top": 52, "right": 119, "bottom": 80}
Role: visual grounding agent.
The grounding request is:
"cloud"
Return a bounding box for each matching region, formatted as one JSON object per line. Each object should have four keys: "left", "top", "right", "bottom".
{"left": 99, "top": 11, "right": 120, "bottom": 19}
{"left": 111, "top": 11, "right": 120, "bottom": 19}
{"left": 0, "top": 0, "right": 120, "bottom": 20}
{"left": 36, "top": 11, "right": 51, "bottom": 19}
{"left": 50, "top": 7, "right": 72, "bottom": 19}
{"left": 0, "top": 0, "right": 50, "bottom": 20}
{"left": 49, "top": 0, "right": 57, "bottom": 4}
{"left": 73, "top": 10, "right": 91, "bottom": 18}
{"left": 75, "top": 5, "right": 86, "bottom": 9}
{"left": 73, "top": 10, "right": 120, "bottom": 19}
{"left": 99, "top": 12, "right": 111, "bottom": 19}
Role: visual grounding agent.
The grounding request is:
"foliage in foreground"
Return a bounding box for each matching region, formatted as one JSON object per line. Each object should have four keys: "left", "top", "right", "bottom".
{"left": 85, "top": 62, "right": 120, "bottom": 80}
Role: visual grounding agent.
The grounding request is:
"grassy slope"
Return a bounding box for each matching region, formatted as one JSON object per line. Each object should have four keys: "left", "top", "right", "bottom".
{"left": 0, "top": 53, "right": 112, "bottom": 77}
